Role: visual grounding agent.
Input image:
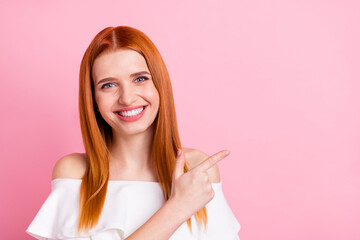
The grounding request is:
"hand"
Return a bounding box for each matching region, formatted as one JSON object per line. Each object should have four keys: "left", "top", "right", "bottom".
{"left": 169, "top": 149, "right": 230, "bottom": 220}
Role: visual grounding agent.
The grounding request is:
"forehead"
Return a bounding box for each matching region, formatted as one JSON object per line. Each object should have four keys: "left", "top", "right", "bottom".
{"left": 92, "top": 48, "right": 149, "bottom": 82}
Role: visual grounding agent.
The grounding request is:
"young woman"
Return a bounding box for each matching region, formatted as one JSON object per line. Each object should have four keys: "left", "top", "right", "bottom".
{"left": 26, "top": 26, "right": 240, "bottom": 240}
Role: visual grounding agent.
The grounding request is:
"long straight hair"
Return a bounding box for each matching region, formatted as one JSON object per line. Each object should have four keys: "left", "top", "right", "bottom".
{"left": 78, "top": 26, "right": 207, "bottom": 233}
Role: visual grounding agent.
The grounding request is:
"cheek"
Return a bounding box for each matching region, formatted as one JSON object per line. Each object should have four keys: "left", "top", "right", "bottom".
{"left": 95, "top": 94, "right": 113, "bottom": 112}
{"left": 147, "top": 87, "right": 160, "bottom": 108}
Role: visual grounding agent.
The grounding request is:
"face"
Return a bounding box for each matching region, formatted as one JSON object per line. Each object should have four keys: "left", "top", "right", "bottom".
{"left": 92, "top": 48, "right": 160, "bottom": 137}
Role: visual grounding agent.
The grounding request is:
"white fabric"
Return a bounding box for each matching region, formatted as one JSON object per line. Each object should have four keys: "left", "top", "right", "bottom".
{"left": 26, "top": 178, "right": 240, "bottom": 240}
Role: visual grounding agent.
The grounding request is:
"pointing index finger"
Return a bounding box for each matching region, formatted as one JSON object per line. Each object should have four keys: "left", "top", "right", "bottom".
{"left": 195, "top": 150, "right": 230, "bottom": 172}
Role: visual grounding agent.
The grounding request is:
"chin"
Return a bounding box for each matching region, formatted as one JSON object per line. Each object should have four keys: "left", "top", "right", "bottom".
{"left": 118, "top": 125, "right": 154, "bottom": 137}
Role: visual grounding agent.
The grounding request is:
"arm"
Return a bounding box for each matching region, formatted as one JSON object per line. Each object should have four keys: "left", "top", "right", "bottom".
{"left": 125, "top": 197, "right": 187, "bottom": 240}
{"left": 125, "top": 149, "right": 230, "bottom": 240}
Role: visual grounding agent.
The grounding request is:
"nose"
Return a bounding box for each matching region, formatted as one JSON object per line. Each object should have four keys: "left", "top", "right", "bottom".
{"left": 118, "top": 83, "right": 136, "bottom": 106}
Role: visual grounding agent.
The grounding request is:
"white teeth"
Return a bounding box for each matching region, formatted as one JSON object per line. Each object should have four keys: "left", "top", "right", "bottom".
{"left": 119, "top": 107, "right": 144, "bottom": 117}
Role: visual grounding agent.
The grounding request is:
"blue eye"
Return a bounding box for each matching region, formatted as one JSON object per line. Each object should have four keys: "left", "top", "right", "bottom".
{"left": 135, "top": 76, "right": 148, "bottom": 83}
{"left": 101, "top": 83, "right": 115, "bottom": 89}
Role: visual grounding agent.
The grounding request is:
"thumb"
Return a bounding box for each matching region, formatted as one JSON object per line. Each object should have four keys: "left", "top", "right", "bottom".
{"left": 173, "top": 149, "right": 185, "bottom": 180}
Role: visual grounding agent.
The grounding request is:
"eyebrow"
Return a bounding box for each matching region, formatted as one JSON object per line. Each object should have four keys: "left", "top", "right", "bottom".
{"left": 97, "top": 71, "right": 151, "bottom": 85}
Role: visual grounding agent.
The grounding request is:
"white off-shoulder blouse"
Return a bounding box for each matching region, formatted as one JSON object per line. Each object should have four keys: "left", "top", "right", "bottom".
{"left": 26, "top": 178, "right": 240, "bottom": 240}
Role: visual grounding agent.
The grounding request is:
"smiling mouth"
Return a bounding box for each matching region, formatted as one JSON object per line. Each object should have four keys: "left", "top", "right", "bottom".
{"left": 116, "top": 106, "right": 146, "bottom": 117}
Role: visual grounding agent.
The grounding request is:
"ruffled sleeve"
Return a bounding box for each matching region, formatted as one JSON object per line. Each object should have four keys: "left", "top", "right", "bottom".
{"left": 201, "top": 182, "right": 240, "bottom": 239}
{"left": 26, "top": 179, "right": 126, "bottom": 240}
{"left": 26, "top": 179, "right": 79, "bottom": 239}
{"left": 169, "top": 182, "right": 241, "bottom": 240}
{"left": 26, "top": 179, "right": 240, "bottom": 240}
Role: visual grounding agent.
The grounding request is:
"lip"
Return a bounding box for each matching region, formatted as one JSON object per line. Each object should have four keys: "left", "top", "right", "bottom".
{"left": 114, "top": 105, "right": 147, "bottom": 113}
{"left": 114, "top": 105, "right": 147, "bottom": 122}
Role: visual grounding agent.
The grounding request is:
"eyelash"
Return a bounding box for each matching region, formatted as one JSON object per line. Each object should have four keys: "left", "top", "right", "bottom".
{"left": 101, "top": 76, "right": 149, "bottom": 89}
{"left": 135, "top": 76, "right": 149, "bottom": 83}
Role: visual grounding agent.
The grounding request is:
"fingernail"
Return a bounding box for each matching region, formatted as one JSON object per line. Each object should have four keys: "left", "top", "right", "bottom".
{"left": 177, "top": 149, "right": 182, "bottom": 156}
{"left": 224, "top": 150, "right": 230, "bottom": 155}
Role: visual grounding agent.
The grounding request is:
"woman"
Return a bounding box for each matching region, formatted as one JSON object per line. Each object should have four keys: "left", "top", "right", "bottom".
{"left": 26, "top": 26, "right": 240, "bottom": 240}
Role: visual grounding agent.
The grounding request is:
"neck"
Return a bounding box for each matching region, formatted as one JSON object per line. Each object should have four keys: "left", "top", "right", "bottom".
{"left": 109, "top": 126, "right": 154, "bottom": 173}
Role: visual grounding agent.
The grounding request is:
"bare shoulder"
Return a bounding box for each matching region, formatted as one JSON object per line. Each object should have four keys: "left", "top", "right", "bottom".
{"left": 52, "top": 152, "right": 87, "bottom": 180}
{"left": 183, "top": 147, "right": 220, "bottom": 183}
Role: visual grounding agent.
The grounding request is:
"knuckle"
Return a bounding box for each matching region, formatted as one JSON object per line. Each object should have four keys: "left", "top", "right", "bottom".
{"left": 203, "top": 184, "right": 211, "bottom": 194}
{"left": 210, "top": 189, "right": 215, "bottom": 199}
{"left": 191, "top": 174, "right": 199, "bottom": 184}
{"left": 203, "top": 174, "right": 209, "bottom": 182}
{"left": 208, "top": 157, "right": 216, "bottom": 165}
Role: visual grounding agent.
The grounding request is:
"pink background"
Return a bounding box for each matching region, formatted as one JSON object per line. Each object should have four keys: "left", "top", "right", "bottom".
{"left": 1, "top": 1, "right": 359, "bottom": 239}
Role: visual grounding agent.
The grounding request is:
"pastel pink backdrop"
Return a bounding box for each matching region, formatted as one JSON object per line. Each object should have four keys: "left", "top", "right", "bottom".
{"left": 0, "top": 1, "right": 359, "bottom": 239}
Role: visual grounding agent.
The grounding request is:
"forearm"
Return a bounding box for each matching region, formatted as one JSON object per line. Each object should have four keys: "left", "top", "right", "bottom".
{"left": 125, "top": 198, "right": 188, "bottom": 240}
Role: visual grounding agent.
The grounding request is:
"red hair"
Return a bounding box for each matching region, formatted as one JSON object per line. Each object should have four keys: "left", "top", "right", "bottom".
{"left": 78, "top": 26, "right": 207, "bottom": 233}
